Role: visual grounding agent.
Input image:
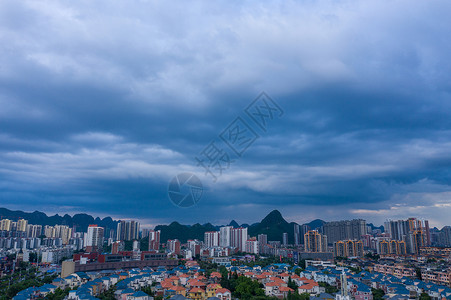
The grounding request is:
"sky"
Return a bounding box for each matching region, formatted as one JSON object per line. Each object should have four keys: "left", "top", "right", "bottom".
{"left": 1, "top": 0, "right": 451, "bottom": 228}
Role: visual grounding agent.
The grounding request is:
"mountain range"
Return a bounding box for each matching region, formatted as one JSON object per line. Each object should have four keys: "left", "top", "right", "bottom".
{"left": 0, "top": 207, "right": 368, "bottom": 243}
{"left": 0, "top": 207, "right": 118, "bottom": 233}
{"left": 152, "top": 210, "right": 326, "bottom": 243}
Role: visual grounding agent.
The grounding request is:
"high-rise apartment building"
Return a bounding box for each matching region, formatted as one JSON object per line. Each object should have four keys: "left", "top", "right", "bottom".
{"left": 17, "top": 219, "right": 28, "bottom": 232}
{"left": 283, "top": 232, "right": 288, "bottom": 245}
{"left": 86, "top": 225, "right": 104, "bottom": 252}
{"left": 27, "top": 224, "right": 42, "bottom": 238}
{"left": 0, "top": 219, "right": 11, "bottom": 231}
{"left": 167, "top": 239, "right": 181, "bottom": 255}
{"left": 323, "top": 219, "right": 366, "bottom": 244}
{"left": 187, "top": 239, "right": 201, "bottom": 256}
{"left": 334, "top": 240, "right": 364, "bottom": 257}
{"left": 204, "top": 231, "right": 220, "bottom": 247}
{"left": 148, "top": 229, "right": 161, "bottom": 251}
{"left": 231, "top": 227, "right": 248, "bottom": 252}
{"left": 377, "top": 240, "right": 407, "bottom": 255}
{"left": 294, "top": 224, "right": 301, "bottom": 245}
{"left": 384, "top": 218, "right": 430, "bottom": 254}
{"left": 410, "top": 230, "right": 427, "bottom": 255}
{"left": 389, "top": 240, "right": 407, "bottom": 255}
{"left": 116, "top": 220, "right": 140, "bottom": 241}
{"left": 300, "top": 225, "right": 310, "bottom": 244}
{"left": 55, "top": 225, "right": 72, "bottom": 244}
{"left": 304, "top": 230, "right": 327, "bottom": 252}
{"left": 246, "top": 238, "right": 259, "bottom": 254}
{"left": 43, "top": 225, "right": 72, "bottom": 244}
{"left": 258, "top": 234, "right": 268, "bottom": 245}
{"left": 220, "top": 226, "right": 232, "bottom": 247}
{"left": 438, "top": 226, "right": 451, "bottom": 246}
{"left": 111, "top": 241, "right": 125, "bottom": 254}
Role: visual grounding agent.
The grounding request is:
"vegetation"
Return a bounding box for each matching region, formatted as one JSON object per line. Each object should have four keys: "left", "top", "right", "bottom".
{"left": 365, "top": 252, "right": 380, "bottom": 260}
{"left": 419, "top": 292, "right": 432, "bottom": 300}
{"left": 45, "top": 287, "right": 71, "bottom": 300}
{"left": 298, "top": 259, "right": 306, "bottom": 269}
{"left": 218, "top": 272, "right": 272, "bottom": 300}
{"left": 227, "top": 255, "right": 299, "bottom": 268}
{"left": 371, "top": 288, "right": 385, "bottom": 300}
{"left": 288, "top": 277, "right": 298, "bottom": 290}
{"left": 140, "top": 285, "right": 153, "bottom": 296}
{"left": 287, "top": 292, "right": 310, "bottom": 300}
{"left": 415, "top": 267, "right": 422, "bottom": 280}
{"left": 0, "top": 265, "right": 57, "bottom": 300}
{"left": 98, "top": 285, "right": 117, "bottom": 300}
{"left": 233, "top": 276, "right": 266, "bottom": 299}
{"left": 348, "top": 266, "right": 362, "bottom": 274}
{"left": 318, "top": 282, "right": 338, "bottom": 294}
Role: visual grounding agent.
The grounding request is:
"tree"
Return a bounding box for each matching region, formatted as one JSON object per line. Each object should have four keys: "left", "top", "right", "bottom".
{"left": 365, "top": 252, "right": 380, "bottom": 260}
{"left": 349, "top": 266, "right": 361, "bottom": 274}
{"left": 298, "top": 259, "right": 306, "bottom": 269}
{"left": 319, "top": 282, "right": 338, "bottom": 294}
{"left": 288, "top": 277, "right": 298, "bottom": 290}
{"left": 232, "top": 276, "right": 265, "bottom": 300}
{"left": 46, "top": 287, "right": 70, "bottom": 300}
{"left": 419, "top": 292, "right": 431, "bottom": 300}
{"left": 371, "top": 288, "right": 385, "bottom": 300}
{"left": 29, "top": 252, "right": 38, "bottom": 263}
{"left": 415, "top": 268, "right": 422, "bottom": 280}
{"left": 98, "top": 285, "right": 117, "bottom": 300}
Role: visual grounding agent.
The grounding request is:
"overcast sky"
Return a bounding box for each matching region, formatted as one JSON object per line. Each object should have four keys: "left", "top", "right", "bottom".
{"left": 1, "top": 0, "right": 451, "bottom": 228}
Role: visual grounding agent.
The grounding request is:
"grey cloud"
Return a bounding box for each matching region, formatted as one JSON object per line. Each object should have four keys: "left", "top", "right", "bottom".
{"left": 0, "top": 0, "right": 450, "bottom": 225}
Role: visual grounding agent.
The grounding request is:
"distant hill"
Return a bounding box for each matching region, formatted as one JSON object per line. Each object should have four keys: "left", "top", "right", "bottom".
{"left": 248, "top": 210, "right": 298, "bottom": 244}
{"left": 0, "top": 207, "right": 329, "bottom": 243}
{"left": 228, "top": 220, "right": 240, "bottom": 228}
{"left": 155, "top": 210, "right": 307, "bottom": 244}
{"left": 0, "top": 207, "right": 118, "bottom": 232}
{"left": 368, "top": 223, "right": 385, "bottom": 232}
{"left": 306, "top": 219, "right": 326, "bottom": 230}
{"left": 155, "top": 222, "right": 217, "bottom": 243}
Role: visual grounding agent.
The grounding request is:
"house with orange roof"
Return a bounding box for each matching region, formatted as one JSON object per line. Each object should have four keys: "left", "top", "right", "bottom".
{"left": 294, "top": 276, "right": 314, "bottom": 287}
{"left": 215, "top": 288, "right": 232, "bottom": 300}
{"left": 185, "top": 261, "right": 199, "bottom": 268}
{"left": 187, "top": 278, "right": 198, "bottom": 287}
{"left": 187, "top": 287, "right": 205, "bottom": 300}
{"left": 268, "top": 277, "right": 287, "bottom": 287}
{"left": 171, "top": 285, "right": 187, "bottom": 297}
{"left": 298, "top": 281, "right": 320, "bottom": 295}
{"left": 278, "top": 273, "right": 290, "bottom": 282}
{"left": 244, "top": 271, "right": 255, "bottom": 278}
{"left": 279, "top": 286, "right": 294, "bottom": 298}
{"left": 179, "top": 273, "right": 190, "bottom": 285}
{"left": 161, "top": 279, "right": 175, "bottom": 289}
{"left": 192, "top": 281, "right": 206, "bottom": 289}
{"left": 265, "top": 281, "right": 281, "bottom": 296}
{"left": 210, "top": 272, "right": 222, "bottom": 280}
{"left": 169, "top": 275, "right": 180, "bottom": 282}
{"left": 206, "top": 283, "right": 222, "bottom": 297}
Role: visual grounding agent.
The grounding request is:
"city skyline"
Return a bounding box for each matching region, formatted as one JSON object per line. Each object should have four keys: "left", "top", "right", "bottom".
{"left": 0, "top": 207, "right": 448, "bottom": 232}
{"left": 1, "top": 1, "right": 451, "bottom": 227}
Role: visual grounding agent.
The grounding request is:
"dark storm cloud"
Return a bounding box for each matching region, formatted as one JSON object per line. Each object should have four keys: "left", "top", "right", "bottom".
{"left": 1, "top": 0, "right": 451, "bottom": 227}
